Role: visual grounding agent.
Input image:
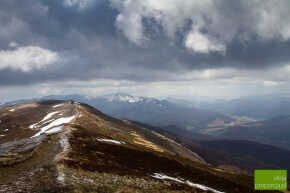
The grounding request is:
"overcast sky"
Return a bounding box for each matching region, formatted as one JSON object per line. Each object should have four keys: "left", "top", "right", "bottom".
{"left": 1, "top": 0, "right": 290, "bottom": 102}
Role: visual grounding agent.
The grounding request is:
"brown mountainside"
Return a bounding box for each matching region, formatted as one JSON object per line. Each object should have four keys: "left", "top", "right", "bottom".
{"left": 0, "top": 100, "right": 279, "bottom": 193}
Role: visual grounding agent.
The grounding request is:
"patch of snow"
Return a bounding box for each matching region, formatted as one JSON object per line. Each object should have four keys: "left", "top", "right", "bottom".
{"left": 29, "top": 111, "right": 61, "bottom": 129}
{"left": 0, "top": 135, "right": 5, "bottom": 137}
{"left": 57, "top": 171, "right": 65, "bottom": 183}
{"left": 97, "top": 138, "right": 126, "bottom": 145}
{"left": 31, "top": 115, "right": 76, "bottom": 138}
{"left": 41, "top": 111, "right": 59, "bottom": 122}
{"left": 4, "top": 129, "right": 8, "bottom": 132}
{"left": 186, "top": 180, "right": 225, "bottom": 193}
{"left": 151, "top": 173, "right": 225, "bottom": 193}
{"left": 29, "top": 123, "right": 38, "bottom": 129}
{"left": 9, "top": 109, "right": 15, "bottom": 112}
{"left": 42, "top": 119, "right": 55, "bottom": 125}
{"left": 53, "top": 103, "right": 65, "bottom": 108}
{"left": 127, "top": 97, "right": 140, "bottom": 103}
{"left": 45, "top": 126, "right": 65, "bottom": 135}
{"left": 151, "top": 173, "right": 184, "bottom": 183}
{"left": 107, "top": 94, "right": 143, "bottom": 103}
{"left": 59, "top": 137, "right": 70, "bottom": 152}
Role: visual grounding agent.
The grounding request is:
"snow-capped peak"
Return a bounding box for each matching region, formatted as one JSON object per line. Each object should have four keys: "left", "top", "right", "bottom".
{"left": 103, "top": 93, "right": 170, "bottom": 108}
{"left": 107, "top": 93, "right": 144, "bottom": 103}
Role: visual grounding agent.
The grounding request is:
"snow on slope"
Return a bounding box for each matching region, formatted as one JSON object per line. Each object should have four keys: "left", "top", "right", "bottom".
{"left": 40, "top": 111, "right": 60, "bottom": 122}
{"left": 29, "top": 111, "right": 59, "bottom": 129}
{"left": 151, "top": 173, "right": 184, "bottom": 183}
{"left": 31, "top": 115, "right": 76, "bottom": 138}
{"left": 97, "top": 138, "right": 126, "bottom": 145}
{"left": 152, "top": 173, "right": 225, "bottom": 193}
{"left": 53, "top": 103, "right": 65, "bottom": 108}
{"left": 29, "top": 111, "right": 60, "bottom": 129}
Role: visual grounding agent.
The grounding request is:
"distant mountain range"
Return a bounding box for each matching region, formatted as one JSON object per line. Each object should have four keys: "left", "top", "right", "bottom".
{"left": 38, "top": 93, "right": 233, "bottom": 132}
{"left": 3, "top": 94, "right": 290, "bottom": 121}
{"left": 2, "top": 93, "right": 290, "bottom": 151}
{"left": 178, "top": 95, "right": 290, "bottom": 120}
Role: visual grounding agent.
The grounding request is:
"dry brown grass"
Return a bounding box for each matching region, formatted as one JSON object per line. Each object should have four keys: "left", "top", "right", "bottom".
{"left": 1, "top": 101, "right": 283, "bottom": 193}
{"left": 16, "top": 103, "right": 39, "bottom": 109}
{"left": 130, "top": 132, "right": 164, "bottom": 153}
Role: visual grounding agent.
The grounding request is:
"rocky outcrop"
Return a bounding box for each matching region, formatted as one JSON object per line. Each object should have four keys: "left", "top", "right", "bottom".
{"left": 0, "top": 135, "right": 46, "bottom": 166}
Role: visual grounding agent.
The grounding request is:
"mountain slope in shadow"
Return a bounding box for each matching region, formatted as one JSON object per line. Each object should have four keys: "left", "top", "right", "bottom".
{"left": 131, "top": 121, "right": 290, "bottom": 176}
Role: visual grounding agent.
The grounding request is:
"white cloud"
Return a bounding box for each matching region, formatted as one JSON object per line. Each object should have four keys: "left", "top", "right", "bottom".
{"left": 255, "top": 1, "right": 290, "bottom": 40}
{"left": 2, "top": 65, "right": 290, "bottom": 103}
{"left": 263, "top": 80, "right": 280, "bottom": 87}
{"left": 63, "top": 0, "right": 93, "bottom": 9}
{"left": 116, "top": 13, "right": 144, "bottom": 44}
{"left": 110, "top": 0, "right": 290, "bottom": 52}
{"left": 9, "top": 42, "right": 18, "bottom": 48}
{"left": 185, "top": 28, "right": 226, "bottom": 54}
{"left": 0, "top": 45, "right": 59, "bottom": 72}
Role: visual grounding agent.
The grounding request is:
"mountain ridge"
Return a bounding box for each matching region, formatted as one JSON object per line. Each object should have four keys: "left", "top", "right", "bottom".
{"left": 0, "top": 100, "right": 269, "bottom": 193}
{"left": 1, "top": 93, "right": 234, "bottom": 133}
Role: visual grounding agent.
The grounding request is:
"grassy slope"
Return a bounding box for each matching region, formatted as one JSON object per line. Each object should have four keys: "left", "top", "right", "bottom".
{"left": 132, "top": 121, "right": 290, "bottom": 176}
{"left": 0, "top": 101, "right": 283, "bottom": 193}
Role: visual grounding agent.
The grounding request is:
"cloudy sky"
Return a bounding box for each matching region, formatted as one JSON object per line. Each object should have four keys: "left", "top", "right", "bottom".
{"left": 1, "top": 0, "right": 290, "bottom": 102}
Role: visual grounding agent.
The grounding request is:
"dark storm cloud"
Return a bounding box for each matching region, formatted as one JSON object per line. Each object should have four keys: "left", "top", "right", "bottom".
{"left": 0, "top": 0, "right": 290, "bottom": 86}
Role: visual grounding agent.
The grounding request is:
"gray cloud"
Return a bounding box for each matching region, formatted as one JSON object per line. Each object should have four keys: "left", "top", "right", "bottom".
{"left": 0, "top": 0, "right": 290, "bottom": 91}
